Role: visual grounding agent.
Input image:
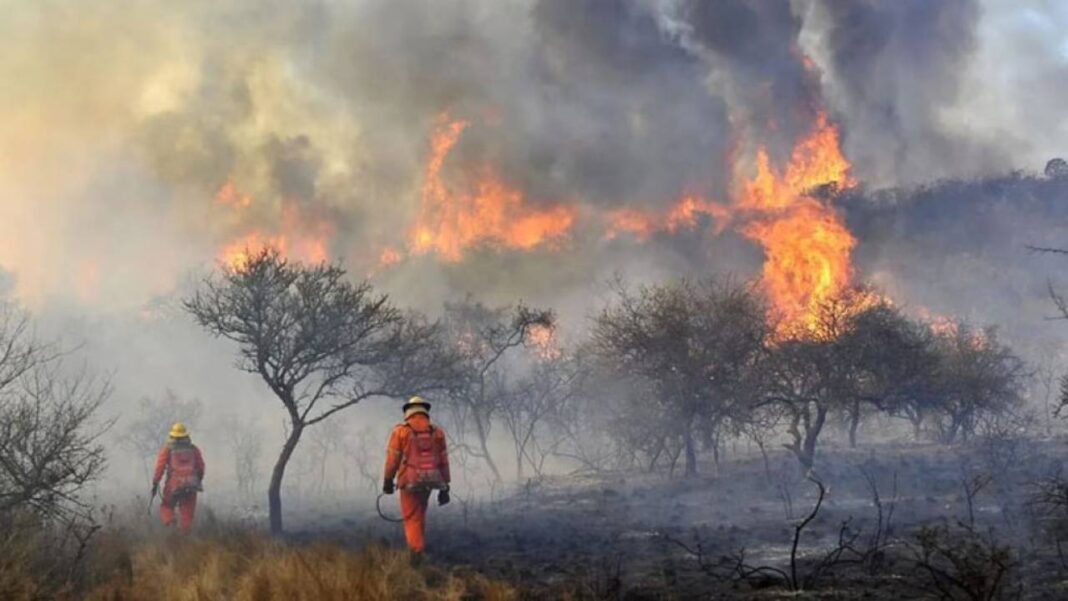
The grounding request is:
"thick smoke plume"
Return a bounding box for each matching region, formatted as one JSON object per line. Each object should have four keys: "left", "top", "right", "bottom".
{"left": 0, "top": 0, "right": 1065, "bottom": 491}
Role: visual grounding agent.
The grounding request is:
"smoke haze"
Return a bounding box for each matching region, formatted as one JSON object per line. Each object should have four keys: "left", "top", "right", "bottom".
{"left": 1, "top": 0, "right": 1066, "bottom": 495}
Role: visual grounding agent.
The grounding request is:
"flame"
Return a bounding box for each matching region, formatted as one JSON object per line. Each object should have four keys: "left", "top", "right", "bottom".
{"left": 219, "top": 232, "right": 283, "bottom": 271}
{"left": 409, "top": 115, "right": 576, "bottom": 261}
{"left": 378, "top": 247, "right": 403, "bottom": 268}
{"left": 920, "top": 313, "right": 989, "bottom": 350}
{"left": 526, "top": 323, "right": 562, "bottom": 361}
{"left": 216, "top": 180, "right": 252, "bottom": 208}
{"left": 605, "top": 196, "right": 729, "bottom": 241}
{"left": 736, "top": 113, "right": 860, "bottom": 337}
{"left": 387, "top": 110, "right": 867, "bottom": 340}
{"left": 213, "top": 181, "right": 333, "bottom": 271}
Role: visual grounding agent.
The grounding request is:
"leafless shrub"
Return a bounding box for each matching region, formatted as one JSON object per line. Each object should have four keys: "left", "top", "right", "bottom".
{"left": 219, "top": 414, "right": 263, "bottom": 504}
{"left": 959, "top": 464, "right": 994, "bottom": 529}
{"left": 665, "top": 470, "right": 902, "bottom": 592}
{"left": 589, "top": 277, "right": 768, "bottom": 477}
{"left": 440, "top": 297, "right": 553, "bottom": 483}
{"left": 1028, "top": 471, "right": 1068, "bottom": 570}
{"left": 0, "top": 301, "right": 110, "bottom": 597}
{"left": 909, "top": 523, "right": 1018, "bottom": 601}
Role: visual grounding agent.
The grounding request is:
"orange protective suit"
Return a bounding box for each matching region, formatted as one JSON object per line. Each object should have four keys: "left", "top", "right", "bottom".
{"left": 153, "top": 439, "right": 205, "bottom": 533}
{"left": 383, "top": 413, "right": 450, "bottom": 553}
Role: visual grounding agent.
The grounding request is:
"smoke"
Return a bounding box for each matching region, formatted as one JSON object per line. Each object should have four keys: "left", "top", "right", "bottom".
{"left": 797, "top": 0, "right": 993, "bottom": 185}
{"left": 1, "top": 0, "right": 1067, "bottom": 498}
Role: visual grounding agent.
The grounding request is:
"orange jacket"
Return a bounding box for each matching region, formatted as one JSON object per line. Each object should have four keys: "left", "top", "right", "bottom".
{"left": 383, "top": 413, "right": 450, "bottom": 488}
{"left": 153, "top": 440, "right": 205, "bottom": 490}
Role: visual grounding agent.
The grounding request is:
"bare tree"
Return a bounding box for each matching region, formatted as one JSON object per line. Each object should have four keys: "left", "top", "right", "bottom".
{"left": 440, "top": 298, "right": 553, "bottom": 483}
{"left": 838, "top": 303, "right": 939, "bottom": 446}
{"left": 0, "top": 302, "right": 109, "bottom": 520}
{"left": 757, "top": 291, "right": 885, "bottom": 471}
{"left": 499, "top": 352, "right": 580, "bottom": 480}
{"left": 589, "top": 277, "right": 768, "bottom": 476}
{"left": 928, "top": 323, "right": 1026, "bottom": 445}
{"left": 218, "top": 414, "right": 262, "bottom": 504}
{"left": 121, "top": 390, "right": 202, "bottom": 481}
{"left": 184, "top": 248, "right": 458, "bottom": 533}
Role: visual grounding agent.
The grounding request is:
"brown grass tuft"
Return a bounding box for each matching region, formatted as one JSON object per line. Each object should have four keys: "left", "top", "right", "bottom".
{"left": 84, "top": 532, "right": 517, "bottom": 601}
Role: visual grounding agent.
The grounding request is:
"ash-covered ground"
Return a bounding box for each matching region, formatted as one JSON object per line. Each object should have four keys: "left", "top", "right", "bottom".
{"left": 282, "top": 437, "right": 1068, "bottom": 599}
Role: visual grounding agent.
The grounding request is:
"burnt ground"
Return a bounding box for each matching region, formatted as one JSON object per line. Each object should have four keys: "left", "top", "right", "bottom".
{"left": 291, "top": 437, "right": 1068, "bottom": 599}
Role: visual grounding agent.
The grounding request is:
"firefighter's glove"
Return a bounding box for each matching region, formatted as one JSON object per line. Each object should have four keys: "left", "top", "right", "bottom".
{"left": 151, "top": 482, "right": 159, "bottom": 497}
{"left": 438, "top": 487, "right": 450, "bottom": 506}
{"left": 382, "top": 480, "right": 395, "bottom": 495}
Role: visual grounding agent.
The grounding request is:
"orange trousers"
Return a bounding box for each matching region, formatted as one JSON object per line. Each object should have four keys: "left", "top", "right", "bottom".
{"left": 160, "top": 490, "right": 197, "bottom": 533}
{"left": 399, "top": 488, "right": 431, "bottom": 553}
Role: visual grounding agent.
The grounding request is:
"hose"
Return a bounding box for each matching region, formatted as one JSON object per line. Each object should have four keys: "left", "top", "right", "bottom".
{"left": 376, "top": 493, "right": 422, "bottom": 523}
{"left": 376, "top": 490, "right": 448, "bottom": 523}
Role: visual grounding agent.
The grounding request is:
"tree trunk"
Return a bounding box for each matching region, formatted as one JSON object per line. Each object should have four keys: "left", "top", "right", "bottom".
{"left": 799, "top": 406, "right": 827, "bottom": 473}
{"left": 268, "top": 422, "right": 304, "bottom": 535}
{"left": 474, "top": 413, "right": 502, "bottom": 482}
{"left": 848, "top": 402, "right": 861, "bottom": 448}
{"left": 757, "top": 439, "right": 772, "bottom": 484}
{"left": 515, "top": 445, "right": 524, "bottom": 481}
{"left": 683, "top": 426, "right": 697, "bottom": 476}
{"left": 911, "top": 414, "right": 923, "bottom": 441}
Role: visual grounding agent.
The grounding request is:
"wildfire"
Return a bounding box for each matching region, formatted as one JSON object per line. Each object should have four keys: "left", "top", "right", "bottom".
{"left": 387, "top": 109, "right": 868, "bottom": 342}
{"left": 605, "top": 196, "right": 729, "bottom": 241}
{"left": 409, "top": 115, "right": 576, "bottom": 261}
{"left": 526, "top": 323, "right": 562, "bottom": 361}
{"left": 920, "top": 313, "right": 989, "bottom": 350}
{"left": 378, "top": 247, "right": 403, "bottom": 268}
{"left": 213, "top": 181, "right": 333, "bottom": 272}
{"left": 735, "top": 113, "right": 860, "bottom": 337}
{"left": 216, "top": 180, "right": 252, "bottom": 208}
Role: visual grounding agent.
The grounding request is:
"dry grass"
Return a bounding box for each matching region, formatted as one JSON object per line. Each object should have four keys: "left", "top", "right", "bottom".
{"left": 83, "top": 531, "right": 517, "bottom": 601}
{"left": 0, "top": 511, "right": 517, "bottom": 601}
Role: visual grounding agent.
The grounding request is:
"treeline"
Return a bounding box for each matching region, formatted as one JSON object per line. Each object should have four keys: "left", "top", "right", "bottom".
{"left": 437, "top": 278, "right": 1028, "bottom": 483}
{"left": 0, "top": 247, "right": 1032, "bottom": 542}
{"left": 179, "top": 249, "right": 1032, "bottom": 534}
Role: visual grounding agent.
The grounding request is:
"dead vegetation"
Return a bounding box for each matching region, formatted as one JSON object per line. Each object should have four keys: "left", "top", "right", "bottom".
{"left": 84, "top": 531, "right": 517, "bottom": 601}
{"left": 0, "top": 516, "right": 518, "bottom": 601}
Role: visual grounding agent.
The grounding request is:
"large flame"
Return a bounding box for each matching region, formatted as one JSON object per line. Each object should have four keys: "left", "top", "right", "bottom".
{"left": 736, "top": 114, "right": 860, "bottom": 337}
{"left": 214, "top": 182, "right": 332, "bottom": 271}
{"left": 409, "top": 115, "right": 576, "bottom": 261}
{"left": 385, "top": 110, "right": 868, "bottom": 342}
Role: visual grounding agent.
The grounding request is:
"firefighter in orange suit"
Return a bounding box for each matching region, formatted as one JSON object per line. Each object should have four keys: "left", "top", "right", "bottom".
{"left": 152, "top": 422, "right": 205, "bottom": 533}
{"left": 383, "top": 396, "right": 451, "bottom": 553}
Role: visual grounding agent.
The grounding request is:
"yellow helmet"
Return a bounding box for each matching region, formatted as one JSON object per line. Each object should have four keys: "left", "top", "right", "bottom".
{"left": 169, "top": 422, "right": 189, "bottom": 439}
{"left": 401, "top": 396, "right": 431, "bottom": 414}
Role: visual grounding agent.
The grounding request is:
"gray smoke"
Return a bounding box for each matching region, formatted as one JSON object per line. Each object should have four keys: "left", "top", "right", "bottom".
{"left": 1, "top": 0, "right": 1066, "bottom": 499}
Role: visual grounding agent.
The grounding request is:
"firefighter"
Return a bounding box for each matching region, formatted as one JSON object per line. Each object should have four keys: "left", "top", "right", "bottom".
{"left": 382, "top": 396, "right": 451, "bottom": 553}
{"left": 151, "top": 422, "right": 205, "bottom": 533}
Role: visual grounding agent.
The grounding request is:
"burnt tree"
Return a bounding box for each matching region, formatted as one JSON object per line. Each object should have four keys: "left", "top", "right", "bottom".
{"left": 184, "top": 248, "right": 458, "bottom": 534}
{"left": 0, "top": 301, "right": 109, "bottom": 520}
{"left": 589, "top": 278, "right": 768, "bottom": 476}
{"left": 758, "top": 291, "right": 886, "bottom": 470}
{"left": 838, "top": 303, "right": 940, "bottom": 446}
{"left": 440, "top": 298, "right": 553, "bottom": 483}
{"left": 928, "top": 322, "right": 1025, "bottom": 445}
